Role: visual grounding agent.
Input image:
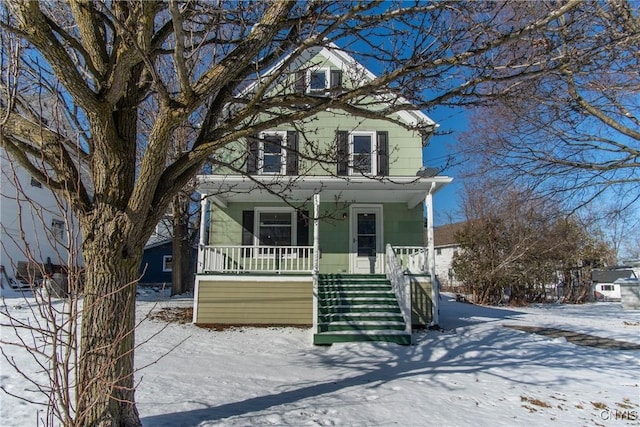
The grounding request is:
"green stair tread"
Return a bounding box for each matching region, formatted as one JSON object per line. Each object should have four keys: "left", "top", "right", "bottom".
{"left": 313, "top": 331, "right": 411, "bottom": 345}
{"left": 319, "top": 320, "right": 405, "bottom": 326}
{"left": 319, "top": 313, "right": 404, "bottom": 321}
{"left": 315, "top": 274, "right": 410, "bottom": 345}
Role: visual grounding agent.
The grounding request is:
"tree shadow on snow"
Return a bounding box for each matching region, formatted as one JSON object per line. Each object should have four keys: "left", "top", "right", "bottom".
{"left": 437, "top": 293, "right": 525, "bottom": 329}
{"left": 141, "top": 297, "right": 638, "bottom": 426}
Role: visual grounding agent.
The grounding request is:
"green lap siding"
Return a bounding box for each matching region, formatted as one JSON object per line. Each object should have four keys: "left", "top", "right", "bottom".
{"left": 195, "top": 278, "right": 313, "bottom": 325}
{"left": 209, "top": 202, "right": 423, "bottom": 274}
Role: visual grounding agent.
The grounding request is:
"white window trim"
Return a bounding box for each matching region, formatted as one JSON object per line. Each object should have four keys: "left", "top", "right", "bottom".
{"left": 258, "top": 130, "right": 287, "bottom": 175}
{"left": 348, "top": 130, "right": 377, "bottom": 176}
{"left": 162, "top": 255, "right": 173, "bottom": 272}
{"left": 306, "top": 67, "right": 330, "bottom": 93}
{"left": 253, "top": 207, "right": 297, "bottom": 258}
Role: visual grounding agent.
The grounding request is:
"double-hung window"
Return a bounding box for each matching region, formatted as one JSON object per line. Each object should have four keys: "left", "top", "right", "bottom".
{"left": 255, "top": 208, "right": 295, "bottom": 247}
{"left": 336, "top": 130, "right": 389, "bottom": 176}
{"left": 248, "top": 131, "right": 299, "bottom": 175}
{"left": 350, "top": 131, "right": 376, "bottom": 175}
{"left": 259, "top": 131, "right": 287, "bottom": 175}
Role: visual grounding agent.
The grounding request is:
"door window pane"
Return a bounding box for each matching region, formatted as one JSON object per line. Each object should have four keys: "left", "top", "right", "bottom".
{"left": 357, "top": 213, "right": 376, "bottom": 256}
{"left": 357, "top": 213, "right": 376, "bottom": 234}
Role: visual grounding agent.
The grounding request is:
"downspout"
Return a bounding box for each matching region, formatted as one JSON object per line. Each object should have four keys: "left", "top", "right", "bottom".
{"left": 425, "top": 182, "right": 439, "bottom": 326}
{"left": 312, "top": 193, "right": 320, "bottom": 337}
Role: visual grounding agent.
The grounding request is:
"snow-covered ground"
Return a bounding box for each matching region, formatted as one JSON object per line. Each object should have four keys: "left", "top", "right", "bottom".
{"left": 1, "top": 288, "right": 639, "bottom": 426}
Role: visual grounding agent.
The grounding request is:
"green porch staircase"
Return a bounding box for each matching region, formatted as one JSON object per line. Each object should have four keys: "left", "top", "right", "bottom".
{"left": 313, "top": 274, "right": 411, "bottom": 345}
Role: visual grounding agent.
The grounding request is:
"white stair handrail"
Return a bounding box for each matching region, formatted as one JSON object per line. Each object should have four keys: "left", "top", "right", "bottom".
{"left": 385, "top": 244, "right": 412, "bottom": 339}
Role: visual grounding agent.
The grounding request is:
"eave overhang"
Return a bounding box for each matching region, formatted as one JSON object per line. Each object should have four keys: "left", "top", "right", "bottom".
{"left": 196, "top": 174, "right": 453, "bottom": 209}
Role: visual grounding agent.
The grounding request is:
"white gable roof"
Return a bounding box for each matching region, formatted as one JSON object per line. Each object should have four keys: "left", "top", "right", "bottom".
{"left": 243, "top": 42, "right": 437, "bottom": 131}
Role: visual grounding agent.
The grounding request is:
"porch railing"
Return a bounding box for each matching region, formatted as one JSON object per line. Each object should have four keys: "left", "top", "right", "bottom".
{"left": 200, "top": 245, "right": 314, "bottom": 274}
{"left": 386, "top": 244, "right": 412, "bottom": 338}
{"left": 392, "top": 246, "right": 428, "bottom": 274}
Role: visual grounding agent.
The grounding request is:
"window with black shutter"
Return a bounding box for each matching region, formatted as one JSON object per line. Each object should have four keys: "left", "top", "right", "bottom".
{"left": 247, "top": 131, "right": 299, "bottom": 175}
{"left": 295, "top": 68, "right": 343, "bottom": 94}
{"left": 243, "top": 209, "right": 307, "bottom": 255}
{"left": 336, "top": 130, "right": 390, "bottom": 176}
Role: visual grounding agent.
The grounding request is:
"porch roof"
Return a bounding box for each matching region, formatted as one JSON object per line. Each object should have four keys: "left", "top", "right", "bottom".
{"left": 196, "top": 174, "right": 452, "bottom": 208}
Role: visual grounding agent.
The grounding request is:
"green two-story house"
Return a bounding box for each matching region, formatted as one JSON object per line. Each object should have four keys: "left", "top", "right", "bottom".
{"left": 192, "top": 45, "right": 452, "bottom": 345}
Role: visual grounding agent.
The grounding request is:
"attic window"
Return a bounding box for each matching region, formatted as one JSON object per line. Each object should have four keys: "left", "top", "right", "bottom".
{"left": 309, "top": 69, "right": 329, "bottom": 92}
{"left": 296, "top": 69, "right": 342, "bottom": 94}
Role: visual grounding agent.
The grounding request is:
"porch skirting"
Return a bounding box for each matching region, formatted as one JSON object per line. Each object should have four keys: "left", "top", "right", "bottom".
{"left": 193, "top": 274, "right": 313, "bottom": 325}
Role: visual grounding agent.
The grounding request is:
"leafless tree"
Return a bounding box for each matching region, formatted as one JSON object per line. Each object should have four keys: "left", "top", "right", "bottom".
{"left": 0, "top": 157, "right": 83, "bottom": 426}
{"left": 452, "top": 183, "right": 615, "bottom": 305}
{"left": 459, "top": 1, "right": 639, "bottom": 214}
{"left": 169, "top": 125, "right": 199, "bottom": 296}
{"left": 0, "top": 1, "right": 608, "bottom": 424}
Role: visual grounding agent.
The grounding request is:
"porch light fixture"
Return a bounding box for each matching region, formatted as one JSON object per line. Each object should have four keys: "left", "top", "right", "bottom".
{"left": 342, "top": 212, "right": 348, "bottom": 220}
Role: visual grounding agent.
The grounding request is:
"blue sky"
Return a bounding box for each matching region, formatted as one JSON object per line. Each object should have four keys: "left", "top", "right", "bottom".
{"left": 422, "top": 106, "right": 468, "bottom": 226}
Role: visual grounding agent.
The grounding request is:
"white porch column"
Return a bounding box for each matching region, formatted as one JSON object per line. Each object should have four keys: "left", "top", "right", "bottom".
{"left": 425, "top": 182, "right": 439, "bottom": 325}
{"left": 312, "top": 192, "right": 320, "bottom": 334}
{"left": 197, "top": 194, "right": 209, "bottom": 274}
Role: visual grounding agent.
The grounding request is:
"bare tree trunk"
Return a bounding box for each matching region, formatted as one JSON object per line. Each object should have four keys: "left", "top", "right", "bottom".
{"left": 171, "top": 193, "right": 192, "bottom": 296}
{"left": 75, "top": 217, "right": 143, "bottom": 426}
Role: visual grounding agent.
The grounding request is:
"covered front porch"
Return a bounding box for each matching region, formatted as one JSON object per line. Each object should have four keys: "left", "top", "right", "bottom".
{"left": 195, "top": 175, "right": 450, "bottom": 275}
{"left": 192, "top": 174, "right": 451, "bottom": 340}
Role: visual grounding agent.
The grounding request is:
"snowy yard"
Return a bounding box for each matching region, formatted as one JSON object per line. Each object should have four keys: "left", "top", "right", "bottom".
{"left": 2, "top": 290, "right": 639, "bottom": 426}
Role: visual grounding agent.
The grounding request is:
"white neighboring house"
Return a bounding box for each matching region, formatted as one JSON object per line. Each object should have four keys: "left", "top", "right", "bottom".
{"left": 0, "top": 148, "right": 82, "bottom": 290}
{"left": 592, "top": 268, "right": 638, "bottom": 301}
{"left": 433, "top": 222, "right": 465, "bottom": 290}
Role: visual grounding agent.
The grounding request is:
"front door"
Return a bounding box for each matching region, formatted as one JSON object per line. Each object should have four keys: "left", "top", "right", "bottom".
{"left": 350, "top": 206, "right": 383, "bottom": 274}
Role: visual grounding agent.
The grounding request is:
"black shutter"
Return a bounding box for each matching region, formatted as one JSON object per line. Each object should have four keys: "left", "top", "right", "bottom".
{"left": 330, "top": 70, "right": 342, "bottom": 89}
{"left": 247, "top": 135, "right": 259, "bottom": 174}
{"left": 295, "top": 71, "right": 306, "bottom": 93}
{"left": 241, "top": 210, "right": 255, "bottom": 257}
{"left": 296, "top": 210, "right": 309, "bottom": 246}
{"left": 297, "top": 210, "right": 309, "bottom": 257}
{"left": 286, "top": 131, "right": 299, "bottom": 176}
{"left": 376, "top": 131, "right": 389, "bottom": 176}
{"left": 242, "top": 210, "right": 254, "bottom": 245}
{"left": 336, "top": 130, "right": 348, "bottom": 176}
